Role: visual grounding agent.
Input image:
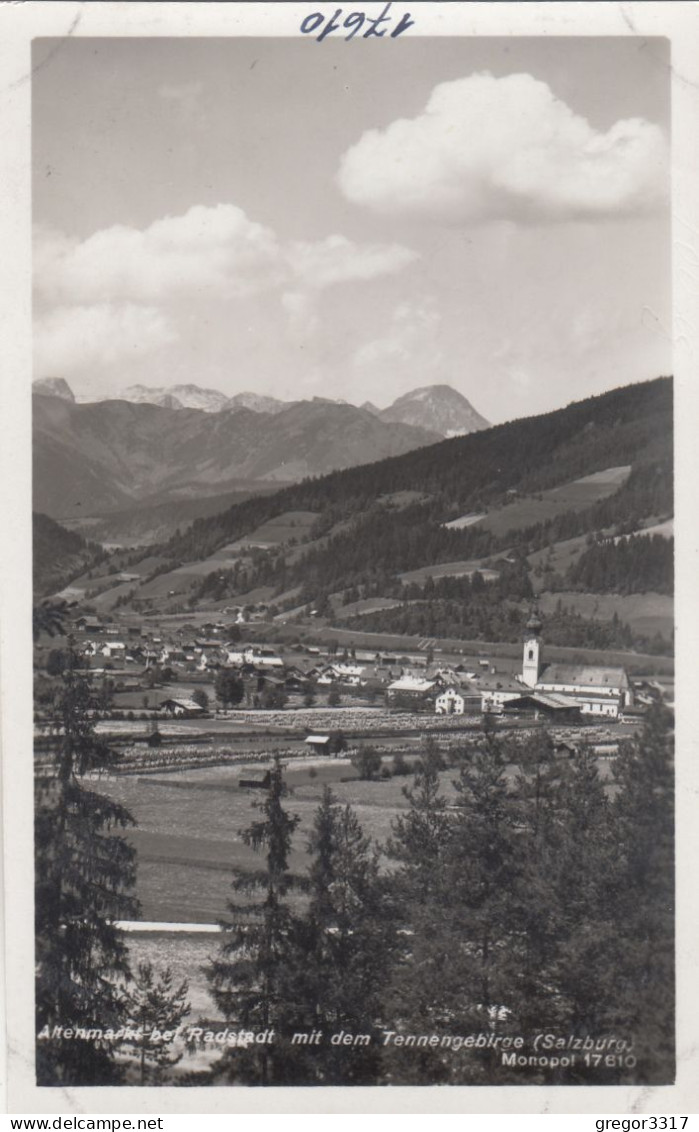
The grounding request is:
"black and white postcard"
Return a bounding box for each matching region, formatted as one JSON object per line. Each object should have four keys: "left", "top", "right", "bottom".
{"left": 2, "top": 0, "right": 699, "bottom": 1115}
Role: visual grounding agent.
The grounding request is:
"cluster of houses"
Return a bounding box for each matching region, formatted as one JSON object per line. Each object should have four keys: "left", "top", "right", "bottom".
{"left": 54, "top": 611, "right": 652, "bottom": 724}
{"left": 431, "top": 612, "right": 648, "bottom": 722}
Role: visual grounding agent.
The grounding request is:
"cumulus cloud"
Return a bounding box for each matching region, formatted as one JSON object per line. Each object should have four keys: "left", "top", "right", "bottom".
{"left": 338, "top": 72, "right": 668, "bottom": 224}
{"left": 33, "top": 204, "right": 419, "bottom": 376}
{"left": 286, "top": 234, "right": 418, "bottom": 289}
{"left": 34, "top": 205, "right": 284, "bottom": 305}
{"left": 35, "top": 208, "right": 417, "bottom": 307}
{"left": 33, "top": 303, "right": 176, "bottom": 376}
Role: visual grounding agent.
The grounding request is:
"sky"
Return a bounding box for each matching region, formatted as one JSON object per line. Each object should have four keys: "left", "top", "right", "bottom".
{"left": 31, "top": 35, "right": 672, "bottom": 424}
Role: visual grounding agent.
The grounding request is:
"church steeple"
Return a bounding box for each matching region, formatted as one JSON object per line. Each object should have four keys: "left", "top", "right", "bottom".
{"left": 522, "top": 608, "right": 543, "bottom": 688}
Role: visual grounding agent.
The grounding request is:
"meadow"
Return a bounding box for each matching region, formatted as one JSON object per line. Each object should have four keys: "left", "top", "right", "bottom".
{"left": 101, "top": 756, "right": 420, "bottom": 923}
{"left": 473, "top": 465, "right": 632, "bottom": 539}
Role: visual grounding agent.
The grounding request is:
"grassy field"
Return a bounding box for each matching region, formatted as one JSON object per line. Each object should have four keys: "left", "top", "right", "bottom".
{"left": 637, "top": 518, "right": 673, "bottom": 539}
{"left": 399, "top": 560, "right": 499, "bottom": 585}
{"left": 474, "top": 465, "right": 632, "bottom": 538}
{"left": 536, "top": 591, "right": 673, "bottom": 641}
{"left": 528, "top": 535, "right": 589, "bottom": 580}
{"left": 226, "top": 510, "right": 319, "bottom": 550}
{"left": 442, "top": 513, "right": 486, "bottom": 531}
{"left": 99, "top": 740, "right": 626, "bottom": 928}
{"left": 100, "top": 756, "right": 419, "bottom": 922}
{"left": 336, "top": 597, "right": 406, "bottom": 617}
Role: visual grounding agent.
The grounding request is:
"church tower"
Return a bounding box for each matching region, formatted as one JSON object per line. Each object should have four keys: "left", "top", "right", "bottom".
{"left": 521, "top": 609, "right": 543, "bottom": 688}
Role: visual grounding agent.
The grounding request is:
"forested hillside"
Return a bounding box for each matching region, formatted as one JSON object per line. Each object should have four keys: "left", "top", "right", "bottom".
{"left": 148, "top": 379, "right": 671, "bottom": 625}
{"left": 33, "top": 512, "right": 107, "bottom": 599}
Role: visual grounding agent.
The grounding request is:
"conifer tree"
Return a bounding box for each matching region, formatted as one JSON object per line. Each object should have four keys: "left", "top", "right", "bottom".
{"left": 282, "top": 788, "right": 397, "bottom": 1084}
{"left": 388, "top": 728, "right": 526, "bottom": 1084}
{"left": 446, "top": 726, "right": 522, "bottom": 1023}
{"left": 121, "top": 963, "right": 190, "bottom": 1085}
{"left": 35, "top": 641, "right": 139, "bottom": 1085}
{"left": 206, "top": 756, "right": 300, "bottom": 1084}
{"left": 515, "top": 740, "right": 620, "bottom": 1050}
{"left": 383, "top": 744, "right": 458, "bottom": 1084}
{"left": 610, "top": 704, "right": 675, "bottom": 1083}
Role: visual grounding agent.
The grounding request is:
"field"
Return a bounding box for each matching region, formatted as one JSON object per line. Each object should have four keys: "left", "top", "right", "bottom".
{"left": 528, "top": 535, "right": 589, "bottom": 580}
{"left": 536, "top": 591, "right": 674, "bottom": 641}
{"left": 621, "top": 517, "right": 673, "bottom": 541}
{"left": 469, "top": 465, "right": 632, "bottom": 539}
{"left": 399, "top": 560, "right": 499, "bottom": 585}
{"left": 336, "top": 597, "right": 406, "bottom": 617}
{"left": 442, "top": 512, "right": 486, "bottom": 530}
{"left": 99, "top": 739, "right": 624, "bottom": 928}
{"left": 100, "top": 756, "right": 420, "bottom": 923}
{"left": 225, "top": 510, "right": 319, "bottom": 549}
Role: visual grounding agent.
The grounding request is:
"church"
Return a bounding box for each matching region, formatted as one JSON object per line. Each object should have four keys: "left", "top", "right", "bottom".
{"left": 518, "top": 610, "right": 633, "bottom": 719}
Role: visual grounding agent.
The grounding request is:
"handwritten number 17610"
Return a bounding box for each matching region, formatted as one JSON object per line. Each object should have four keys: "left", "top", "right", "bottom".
{"left": 301, "top": 2, "right": 415, "bottom": 41}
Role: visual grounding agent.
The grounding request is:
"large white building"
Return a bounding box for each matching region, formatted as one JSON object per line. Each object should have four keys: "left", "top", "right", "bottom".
{"left": 519, "top": 611, "right": 633, "bottom": 719}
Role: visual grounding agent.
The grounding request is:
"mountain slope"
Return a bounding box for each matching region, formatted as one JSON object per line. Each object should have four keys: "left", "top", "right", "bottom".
{"left": 227, "top": 392, "right": 286, "bottom": 414}
{"left": 33, "top": 512, "right": 106, "bottom": 598}
{"left": 158, "top": 377, "right": 672, "bottom": 582}
{"left": 33, "top": 394, "right": 440, "bottom": 519}
{"left": 380, "top": 384, "right": 490, "bottom": 436}
{"left": 32, "top": 377, "right": 75, "bottom": 403}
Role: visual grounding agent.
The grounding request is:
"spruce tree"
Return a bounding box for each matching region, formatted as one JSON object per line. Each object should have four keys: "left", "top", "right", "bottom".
{"left": 35, "top": 642, "right": 139, "bottom": 1085}
{"left": 206, "top": 756, "right": 300, "bottom": 1084}
{"left": 512, "top": 738, "right": 622, "bottom": 1068}
{"left": 383, "top": 744, "right": 458, "bottom": 1084}
{"left": 282, "top": 788, "right": 396, "bottom": 1084}
{"left": 120, "top": 963, "right": 191, "bottom": 1084}
{"left": 610, "top": 704, "right": 675, "bottom": 1083}
{"left": 386, "top": 727, "right": 526, "bottom": 1084}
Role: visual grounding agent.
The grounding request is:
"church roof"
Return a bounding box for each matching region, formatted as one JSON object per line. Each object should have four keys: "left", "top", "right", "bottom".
{"left": 538, "top": 663, "right": 629, "bottom": 689}
{"left": 474, "top": 673, "right": 523, "bottom": 692}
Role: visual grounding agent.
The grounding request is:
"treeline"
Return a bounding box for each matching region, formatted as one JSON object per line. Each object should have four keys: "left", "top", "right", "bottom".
{"left": 563, "top": 534, "right": 673, "bottom": 596}
{"left": 34, "top": 627, "right": 674, "bottom": 1087}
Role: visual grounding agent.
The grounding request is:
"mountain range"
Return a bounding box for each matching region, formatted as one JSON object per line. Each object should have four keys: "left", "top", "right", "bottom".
{"left": 34, "top": 378, "right": 673, "bottom": 656}
{"left": 32, "top": 380, "right": 488, "bottom": 521}
{"left": 34, "top": 377, "right": 488, "bottom": 431}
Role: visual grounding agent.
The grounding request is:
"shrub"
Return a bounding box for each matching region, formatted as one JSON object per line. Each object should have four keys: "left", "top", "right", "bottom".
{"left": 351, "top": 745, "right": 382, "bottom": 781}
{"left": 391, "top": 752, "right": 410, "bottom": 777}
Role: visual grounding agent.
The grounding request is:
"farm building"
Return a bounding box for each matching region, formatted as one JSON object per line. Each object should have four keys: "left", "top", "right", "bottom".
{"left": 305, "top": 734, "right": 331, "bottom": 754}
{"left": 158, "top": 697, "right": 206, "bottom": 718}
{"left": 506, "top": 691, "right": 582, "bottom": 721}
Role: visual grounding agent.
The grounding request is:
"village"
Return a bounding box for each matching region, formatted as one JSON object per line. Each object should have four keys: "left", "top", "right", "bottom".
{"left": 34, "top": 604, "right": 670, "bottom": 780}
